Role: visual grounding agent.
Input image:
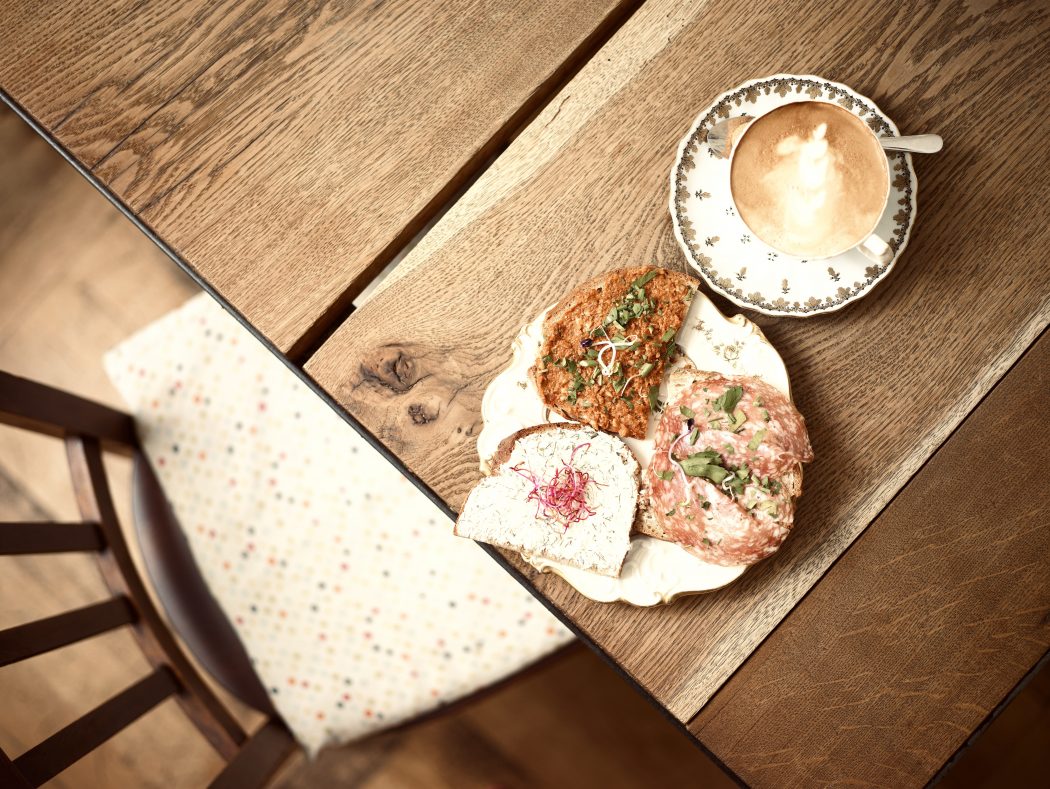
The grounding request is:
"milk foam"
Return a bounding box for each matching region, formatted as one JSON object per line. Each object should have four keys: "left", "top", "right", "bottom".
{"left": 730, "top": 102, "right": 889, "bottom": 259}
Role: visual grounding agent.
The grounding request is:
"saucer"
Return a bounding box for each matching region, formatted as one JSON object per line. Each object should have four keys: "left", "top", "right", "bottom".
{"left": 669, "top": 74, "right": 918, "bottom": 317}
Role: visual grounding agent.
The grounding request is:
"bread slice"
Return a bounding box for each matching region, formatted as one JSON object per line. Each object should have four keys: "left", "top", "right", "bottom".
{"left": 455, "top": 424, "right": 639, "bottom": 577}
{"left": 532, "top": 266, "right": 697, "bottom": 439}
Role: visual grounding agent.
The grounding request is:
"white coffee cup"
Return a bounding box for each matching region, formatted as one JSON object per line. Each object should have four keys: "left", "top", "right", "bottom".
{"left": 728, "top": 100, "right": 893, "bottom": 265}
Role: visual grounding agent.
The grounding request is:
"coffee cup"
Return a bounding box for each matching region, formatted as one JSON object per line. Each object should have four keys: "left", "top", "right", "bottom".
{"left": 728, "top": 100, "right": 893, "bottom": 264}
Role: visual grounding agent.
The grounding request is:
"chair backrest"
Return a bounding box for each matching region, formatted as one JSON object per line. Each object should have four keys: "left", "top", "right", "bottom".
{"left": 0, "top": 371, "right": 296, "bottom": 788}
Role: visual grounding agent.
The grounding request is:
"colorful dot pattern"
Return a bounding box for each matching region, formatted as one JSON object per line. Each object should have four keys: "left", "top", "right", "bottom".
{"left": 104, "top": 294, "right": 572, "bottom": 754}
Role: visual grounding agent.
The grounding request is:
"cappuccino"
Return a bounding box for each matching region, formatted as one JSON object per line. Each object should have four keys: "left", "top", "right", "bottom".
{"left": 730, "top": 101, "right": 889, "bottom": 259}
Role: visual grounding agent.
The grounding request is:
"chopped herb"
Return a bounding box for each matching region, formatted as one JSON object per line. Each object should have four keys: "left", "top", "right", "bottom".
{"left": 660, "top": 328, "right": 676, "bottom": 343}
{"left": 754, "top": 396, "right": 763, "bottom": 407}
{"left": 730, "top": 408, "right": 747, "bottom": 432}
{"left": 701, "top": 500, "right": 711, "bottom": 510}
{"left": 647, "top": 385, "right": 662, "bottom": 413}
{"left": 761, "top": 408, "right": 771, "bottom": 422}
{"left": 723, "top": 443, "right": 735, "bottom": 454}
{"left": 542, "top": 354, "right": 552, "bottom": 365}
{"left": 637, "top": 361, "right": 654, "bottom": 377}
{"left": 702, "top": 537, "right": 713, "bottom": 546}
{"left": 756, "top": 500, "right": 778, "bottom": 516}
{"left": 713, "top": 385, "right": 744, "bottom": 414}
{"left": 680, "top": 405, "right": 695, "bottom": 418}
{"left": 630, "top": 269, "right": 659, "bottom": 289}
{"left": 689, "top": 427, "right": 701, "bottom": 445}
{"left": 657, "top": 470, "right": 675, "bottom": 481}
{"left": 665, "top": 508, "right": 677, "bottom": 516}
{"left": 566, "top": 391, "right": 577, "bottom": 404}
{"left": 578, "top": 359, "right": 593, "bottom": 368}
{"left": 747, "top": 429, "right": 766, "bottom": 451}
{"left": 678, "top": 456, "right": 730, "bottom": 483}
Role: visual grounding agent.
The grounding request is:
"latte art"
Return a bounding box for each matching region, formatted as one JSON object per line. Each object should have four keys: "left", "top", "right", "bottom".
{"left": 730, "top": 102, "right": 889, "bottom": 259}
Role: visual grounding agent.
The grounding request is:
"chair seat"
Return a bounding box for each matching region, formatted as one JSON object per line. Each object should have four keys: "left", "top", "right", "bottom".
{"left": 104, "top": 294, "right": 572, "bottom": 754}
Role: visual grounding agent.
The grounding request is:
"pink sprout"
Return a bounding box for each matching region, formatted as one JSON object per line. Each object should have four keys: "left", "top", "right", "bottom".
{"left": 511, "top": 443, "right": 596, "bottom": 531}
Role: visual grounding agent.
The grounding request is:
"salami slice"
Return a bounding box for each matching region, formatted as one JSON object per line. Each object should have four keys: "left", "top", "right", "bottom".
{"left": 640, "top": 371, "right": 811, "bottom": 566}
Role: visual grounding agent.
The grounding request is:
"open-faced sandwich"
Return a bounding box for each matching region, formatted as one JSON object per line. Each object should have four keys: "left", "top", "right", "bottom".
{"left": 455, "top": 424, "right": 639, "bottom": 577}
{"left": 640, "top": 366, "right": 813, "bottom": 566}
{"left": 532, "top": 266, "right": 695, "bottom": 439}
{"left": 456, "top": 264, "right": 814, "bottom": 601}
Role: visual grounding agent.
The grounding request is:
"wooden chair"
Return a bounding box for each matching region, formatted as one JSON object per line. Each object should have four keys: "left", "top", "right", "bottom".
{"left": 0, "top": 371, "right": 297, "bottom": 787}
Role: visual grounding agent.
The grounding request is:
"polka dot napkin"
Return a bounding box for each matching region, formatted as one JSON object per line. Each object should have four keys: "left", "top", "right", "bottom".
{"left": 104, "top": 294, "right": 571, "bottom": 754}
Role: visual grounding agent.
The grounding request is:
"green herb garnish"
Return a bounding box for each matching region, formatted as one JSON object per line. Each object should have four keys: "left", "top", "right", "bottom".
{"left": 647, "top": 385, "right": 662, "bottom": 413}
{"left": 637, "top": 361, "right": 654, "bottom": 377}
{"left": 678, "top": 456, "right": 730, "bottom": 483}
{"left": 747, "top": 429, "right": 766, "bottom": 451}
{"left": 630, "top": 270, "right": 659, "bottom": 289}
{"left": 660, "top": 328, "right": 676, "bottom": 343}
{"left": 713, "top": 385, "right": 743, "bottom": 414}
{"left": 680, "top": 405, "right": 695, "bottom": 418}
{"left": 657, "top": 470, "right": 675, "bottom": 481}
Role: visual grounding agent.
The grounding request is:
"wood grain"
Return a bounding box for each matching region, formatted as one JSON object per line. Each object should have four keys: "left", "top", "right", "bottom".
{"left": 691, "top": 331, "right": 1050, "bottom": 787}
{"left": 0, "top": 0, "right": 637, "bottom": 355}
{"left": 305, "top": 0, "right": 1050, "bottom": 727}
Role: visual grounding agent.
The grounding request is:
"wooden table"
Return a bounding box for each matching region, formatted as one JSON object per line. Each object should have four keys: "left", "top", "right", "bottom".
{"left": 3, "top": 1, "right": 1048, "bottom": 784}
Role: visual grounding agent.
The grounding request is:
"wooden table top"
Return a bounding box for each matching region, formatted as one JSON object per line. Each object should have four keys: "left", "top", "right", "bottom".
{"left": 4, "top": 0, "right": 1049, "bottom": 785}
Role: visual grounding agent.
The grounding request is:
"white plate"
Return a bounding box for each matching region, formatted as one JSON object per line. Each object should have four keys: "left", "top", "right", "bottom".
{"left": 477, "top": 287, "right": 792, "bottom": 606}
{"left": 670, "top": 74, "right": 918, "bottom": 317}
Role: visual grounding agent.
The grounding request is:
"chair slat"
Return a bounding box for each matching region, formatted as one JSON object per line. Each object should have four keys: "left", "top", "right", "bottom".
{"left": 209, "top": 720, "right": 297, "bottom": 789}
{"left": 0, "top": 748, "right": 33, "bottom": 789}
{"left": 66, "top": 436, "right": 247, "bottom": 758}
{"left": 0, "top": 522, "right": 104, "bottom": 555}
{"left": 14, "top": 667, "right": 178, "bottom": 787}
{"left": 0, "top": 597, "right": 135, "bottom": 666}
{"left": 0, "top": 371, "right": 137, "bottom": 453}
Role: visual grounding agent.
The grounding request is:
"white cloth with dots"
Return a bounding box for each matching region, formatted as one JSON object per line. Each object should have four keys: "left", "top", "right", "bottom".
{"left": 104, "top": 294, "right": 572, "bottom": 754}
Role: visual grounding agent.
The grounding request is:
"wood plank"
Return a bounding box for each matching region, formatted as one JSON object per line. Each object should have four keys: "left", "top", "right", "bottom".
{"left": 691, "top": 332, "right": 1050, "bottom": 787}
{"left": 305, "top": 0, "right": 1050, "bottom": 726}
{"left": 0, "top": 597, "right": 135, "bottom": 667}
{"left": 0, "top": 522, "right": 104, "bottom": 555}
{"left": 0, "top": 0, "right": 639, "bottom": 355}
{"left": 14, "top": 667, "right": 178, "bottom": 787}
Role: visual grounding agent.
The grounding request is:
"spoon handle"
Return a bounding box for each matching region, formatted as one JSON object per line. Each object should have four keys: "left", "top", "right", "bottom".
{"left": 880, "top": 134, "right": 943, "bottom": 154}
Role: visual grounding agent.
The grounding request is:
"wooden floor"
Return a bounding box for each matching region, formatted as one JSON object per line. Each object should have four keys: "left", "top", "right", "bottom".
{"left": 0, "top": 106, "right": 1044, "bottom": 787}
